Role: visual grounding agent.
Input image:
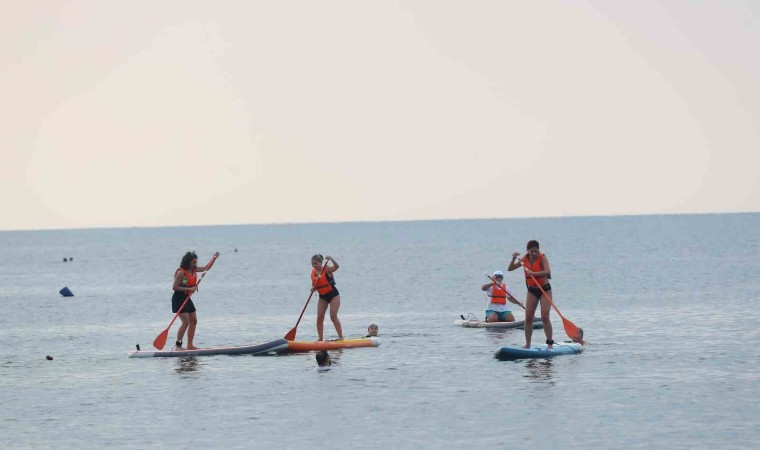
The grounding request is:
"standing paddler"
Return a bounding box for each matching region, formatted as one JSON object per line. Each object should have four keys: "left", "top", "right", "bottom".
{"left": 508, "top": 240, "right": 554, "bottom": 349}
{"left": 171, "top": 251, "right": 219, "bottom": 350}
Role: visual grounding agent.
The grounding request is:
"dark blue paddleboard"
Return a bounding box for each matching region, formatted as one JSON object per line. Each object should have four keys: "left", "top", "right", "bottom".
{"left": 494, "top": 342, "right": 583, "bottom": 361}
{"left": 128, "top": 338, "right": 289, "bottom": 358}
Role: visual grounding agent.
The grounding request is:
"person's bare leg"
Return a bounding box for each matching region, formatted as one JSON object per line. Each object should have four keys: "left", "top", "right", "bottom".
{"left": 329, "top": 296, "right": 343, "bottom": 340}
{"left": 176, "top": 313, "right": 189, "bottom": 349}
{"left": 316, "top": 299, "right": 328, "bottom": 341}
{"left": 186, "top": 312, "right": 199, "bottom": 350}
{"left": 540, "top": 297, "right": 553, "bottom": 349}
{"left": 522, "top": 293, "right": 539, "bottom": 348}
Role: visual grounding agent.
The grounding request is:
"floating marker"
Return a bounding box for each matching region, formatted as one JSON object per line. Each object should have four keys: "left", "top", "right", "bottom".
{"left": 59, "top": 287, "right": 74, "bottom": 297}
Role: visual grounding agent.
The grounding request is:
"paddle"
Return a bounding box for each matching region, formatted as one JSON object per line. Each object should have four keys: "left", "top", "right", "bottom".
{"left": 153, "top": 255, "right": 218, "bottom": 350}
{"left": 284, "top": 261, "right": 329, "bottom": 341}
{"left": 483, "top": 272, "right": 525, "bottom": 310}
{"left": 522, "top": 264, "right": 581, "bottom": 340}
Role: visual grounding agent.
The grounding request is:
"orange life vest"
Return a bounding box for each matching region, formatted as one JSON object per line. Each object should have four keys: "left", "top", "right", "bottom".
{"left": 523, "top": 254, "right": 547, "bottom": 287}
{"left": 489, "top": 282, "right": 508, "bottom": 305}
{"left": 175, "top": 268, "right": 197, "bottom": 288}
{"left": 311, "top": 267, "right": 334, "bottom": 295}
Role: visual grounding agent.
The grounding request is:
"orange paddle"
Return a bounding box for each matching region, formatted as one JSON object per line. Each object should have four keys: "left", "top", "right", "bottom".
{"left": 524, "top": 269, "right": 581, "bottom": 340}
{"left": 284, "top": 261, "right": 329, "bottom": 341}
{"left": 153, "top": 255, "right": 218, "bottom": 350}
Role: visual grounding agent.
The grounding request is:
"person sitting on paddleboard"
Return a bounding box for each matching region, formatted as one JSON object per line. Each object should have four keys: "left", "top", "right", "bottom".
{"left": 172, "top": 251, "right": 219, "bottom": 350}
{"left": 481, "top": 271, "right": 523, "bottom": 322}
{"left": 508, "top": 240, "right": 554, "bottom": 349}
{"left": 365, "top": 323, "right": 379, "bottom": 338}
{"left": 311, "top": 254, "right": 344, "bottom": 341}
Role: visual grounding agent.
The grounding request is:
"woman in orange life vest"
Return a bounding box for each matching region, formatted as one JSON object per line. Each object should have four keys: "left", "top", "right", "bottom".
{"left": 171, "top": 251, "right": 219, "bottom": 350}
{"left": 311, "top": 254, "right": 344, "bottom": 341}
{"left": 481, "top": 270, "right": 524, "bottom": 322}
{"left": 507, "top": 240, "right": 554, "bottom": 348}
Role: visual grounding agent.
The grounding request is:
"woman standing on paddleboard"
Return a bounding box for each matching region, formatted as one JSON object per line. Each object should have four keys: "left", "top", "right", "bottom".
{"left": 508, "top": 240, "right": 554, "bottom": 349}
{"left": 311, "top": 254, "right": 344, "bottom": 341}
{"left": 172, "top": 251, "right": 219, "bottom": 350}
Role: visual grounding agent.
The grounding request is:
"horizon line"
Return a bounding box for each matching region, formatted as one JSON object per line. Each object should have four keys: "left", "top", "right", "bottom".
{"left": 1, "top": 210, "right": 757, "bottom": 233}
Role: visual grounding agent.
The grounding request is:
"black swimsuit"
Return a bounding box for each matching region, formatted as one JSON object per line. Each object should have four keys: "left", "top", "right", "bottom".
{"left": 526, "top": 283, "right": 551, "bottom": 300}
{"left": 171, "top": 290, "right": 196, "bottom": 313}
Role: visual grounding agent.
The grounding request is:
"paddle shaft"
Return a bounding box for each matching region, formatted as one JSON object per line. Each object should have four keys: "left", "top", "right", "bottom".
{"left": 525, "top": 271, "right": 565, "bottom": 318}
{"left": 286, "top": 290, "right": 316, "bottom": 338}
{"left": 520, "top": 256, "right": 581, "bottom": 339}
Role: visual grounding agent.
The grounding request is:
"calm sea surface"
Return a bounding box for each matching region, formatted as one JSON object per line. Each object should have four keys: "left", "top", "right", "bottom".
{"left": 1, "top": 214, "right": 758, "bottom": 449}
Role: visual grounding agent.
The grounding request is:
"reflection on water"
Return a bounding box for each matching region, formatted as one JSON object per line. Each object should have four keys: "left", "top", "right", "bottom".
{"left": 174, "top": 356, "right": 200, "bottom": 374}
{"left": 484, "top": 326, "right": 538, "bottom": 349}
{"left": 522, "top": 359, "right": 555, "bottom": 384}
{"left": 484, "top": 327, "right": 513, "bottom": 349}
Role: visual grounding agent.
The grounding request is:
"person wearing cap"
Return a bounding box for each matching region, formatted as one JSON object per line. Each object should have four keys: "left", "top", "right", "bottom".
{"left": 481, "top": 270, "right": 523, "bottom": 322}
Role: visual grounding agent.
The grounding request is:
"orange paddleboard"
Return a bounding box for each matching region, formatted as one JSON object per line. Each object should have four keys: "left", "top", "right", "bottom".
{"left": 286, "top": 337, "right": 380, "bottom": 352}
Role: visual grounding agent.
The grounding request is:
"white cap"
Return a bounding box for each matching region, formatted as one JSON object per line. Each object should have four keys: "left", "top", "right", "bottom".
{"left": 493, "top": 270, "right": 504, "bottom": 277}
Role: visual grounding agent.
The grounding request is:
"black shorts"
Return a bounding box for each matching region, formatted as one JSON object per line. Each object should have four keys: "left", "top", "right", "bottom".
{"left": 319, "top": 288, "right": 340, "bottom": 303}
{"left": 172, "top": 290, "right": 197, "bottom": 313}
{"left": 526, "top": 283, "right": 551, "bottom": 299}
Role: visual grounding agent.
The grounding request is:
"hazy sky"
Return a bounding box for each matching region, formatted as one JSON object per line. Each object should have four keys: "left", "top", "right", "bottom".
{"left": 2, "top": 1, "right": 758, "bottom": 231}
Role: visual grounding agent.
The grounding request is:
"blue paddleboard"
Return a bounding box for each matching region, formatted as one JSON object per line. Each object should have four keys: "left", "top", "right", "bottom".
{"left": 494, "top": 342, "right": 583, "bottom": 361}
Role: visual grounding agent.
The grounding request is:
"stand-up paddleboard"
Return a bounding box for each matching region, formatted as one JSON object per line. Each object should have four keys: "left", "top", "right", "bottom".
{"left": 454, "top": 316, "right": 543, "bottom": 329}
{"left": 128, "top": 338, "right": 289, "bottom": 358}
{"left": 493, "top": 342, "right": 583, "bottom": 361}
{"left": 287, "top": 337, "right": 380, "bottom": 352}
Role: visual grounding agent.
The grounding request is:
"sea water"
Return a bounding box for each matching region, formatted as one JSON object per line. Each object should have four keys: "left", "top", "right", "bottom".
{"left": 1, "top": 214, "right": 758, "bottom": 449}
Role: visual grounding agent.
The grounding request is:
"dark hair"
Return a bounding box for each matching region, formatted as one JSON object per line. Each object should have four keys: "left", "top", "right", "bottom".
{"left": 526, "top": 240, "right": 540, "bottom": 250}
{"left": 315, "top": 350, "right": 330, "bottom": 366}
{"left": 311, "top": 254, "right": 324, "bottom": 263}
{"left": 180, "top": 251, "right": 198, "bottom": 270}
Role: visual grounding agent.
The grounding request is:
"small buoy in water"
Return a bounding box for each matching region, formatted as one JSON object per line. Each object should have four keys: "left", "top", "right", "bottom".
{"left": 59, "top": 287, "right": 74, "bottom": 297}
{"left": 46, "top": 355, "right": 53, "bottom": 360}
{"left": 234, "top": 248, "right": 238, "bottom": 253}
{"left": 69, "top": 257, "right": 73, "bottom": 261}
{"left": 63, "top": 258, "right": 68, "bottom": 262}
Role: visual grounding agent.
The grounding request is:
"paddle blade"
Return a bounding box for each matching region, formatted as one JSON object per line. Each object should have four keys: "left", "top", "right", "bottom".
{"left": 284, "top": 326, "right": 297, "bottom": 341}
{"left": 153, "top": 329, "right": 169, "bottom": 350}
{"left": 561, "top": 317, "right": 581, "bottom": 340}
